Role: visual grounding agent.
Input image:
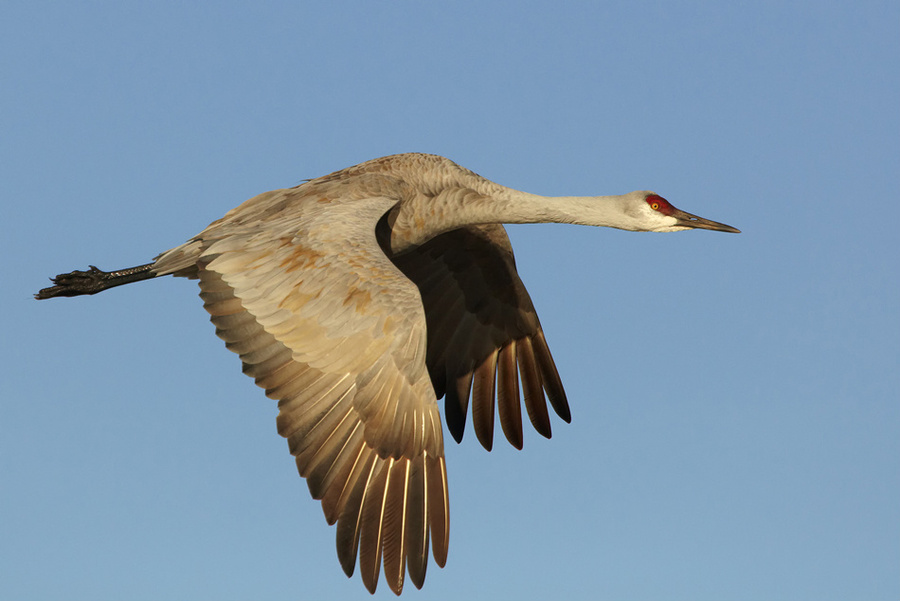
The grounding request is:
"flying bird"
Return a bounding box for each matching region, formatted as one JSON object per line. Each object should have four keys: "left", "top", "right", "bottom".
{"left": 36, "top": 153, "right": 739, "bottom": 594}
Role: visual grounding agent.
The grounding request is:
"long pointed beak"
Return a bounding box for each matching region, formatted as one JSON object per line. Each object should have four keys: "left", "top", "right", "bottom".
{"left": 672, "top": 208, "right": 741, "bottom": 233}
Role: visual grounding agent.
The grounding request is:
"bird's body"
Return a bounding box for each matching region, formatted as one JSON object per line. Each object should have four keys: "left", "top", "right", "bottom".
{"left": 36, "top": 153, "right": 739, "bottom": 595}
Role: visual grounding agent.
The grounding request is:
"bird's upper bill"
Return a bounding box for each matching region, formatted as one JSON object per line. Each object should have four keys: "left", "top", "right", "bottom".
{"left": 671, "top": 207, "right": 741, "bottom": 233}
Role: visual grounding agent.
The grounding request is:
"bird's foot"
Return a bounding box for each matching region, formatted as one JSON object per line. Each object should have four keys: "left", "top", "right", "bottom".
{"left": 35, "top": 266, "right": 112, "bottom": 299}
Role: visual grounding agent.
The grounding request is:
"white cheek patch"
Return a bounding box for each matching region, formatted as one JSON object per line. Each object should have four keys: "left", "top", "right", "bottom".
{"left": 640, "top": 204, "right": 684, "bottom": 232}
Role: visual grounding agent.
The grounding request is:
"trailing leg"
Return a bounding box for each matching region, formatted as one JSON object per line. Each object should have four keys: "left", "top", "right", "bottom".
{"left": 35, "top": 263, "right": 156, "bottom": 299}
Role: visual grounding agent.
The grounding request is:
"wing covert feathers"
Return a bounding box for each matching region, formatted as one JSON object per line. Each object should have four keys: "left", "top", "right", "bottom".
{"left": 196, "top": 199, "right": 449, "bottom": 594}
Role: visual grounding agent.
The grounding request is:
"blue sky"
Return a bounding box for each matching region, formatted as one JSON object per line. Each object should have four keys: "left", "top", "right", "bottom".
{"left": 2, "top": 2, "right": 897, "bottom": 599}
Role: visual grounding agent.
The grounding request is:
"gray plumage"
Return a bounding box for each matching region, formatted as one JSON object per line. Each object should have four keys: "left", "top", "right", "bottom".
{"left": 36, "top": 153, "right": 739, "bottom": 595}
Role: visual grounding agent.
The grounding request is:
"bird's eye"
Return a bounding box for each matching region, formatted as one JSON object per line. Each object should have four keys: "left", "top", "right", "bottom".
{"left": 646, "top": 194, "right": 673, "bottom": 215}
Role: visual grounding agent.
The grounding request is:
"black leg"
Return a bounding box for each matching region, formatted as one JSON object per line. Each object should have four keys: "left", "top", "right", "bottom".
{"left": 35, "top": 263, "right": 156, "bottom": 299}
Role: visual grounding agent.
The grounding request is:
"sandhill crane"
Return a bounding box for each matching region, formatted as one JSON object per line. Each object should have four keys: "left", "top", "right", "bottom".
{"left": 35, "top": 153, "right": 739, "bottom": 595}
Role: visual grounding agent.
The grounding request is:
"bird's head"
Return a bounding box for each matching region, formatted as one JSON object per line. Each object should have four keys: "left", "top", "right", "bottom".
{"left": 623, "top": 191, "right": 741, "bottom": 233}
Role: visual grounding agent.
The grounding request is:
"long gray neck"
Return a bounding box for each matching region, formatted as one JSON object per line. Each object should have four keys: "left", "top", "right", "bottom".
{"left": 388, "top": 182, "right": 636, "bottom": 254}
{"left": 338, "top": 154, "right": 643, "bottom": 253}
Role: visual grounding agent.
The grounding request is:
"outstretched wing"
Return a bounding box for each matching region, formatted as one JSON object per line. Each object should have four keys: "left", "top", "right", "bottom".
{"left": 391, "top": 224, "right": 571, "bottom": 451}
{"left": 190, "top": 192, "right": 449, "bottom": 595}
